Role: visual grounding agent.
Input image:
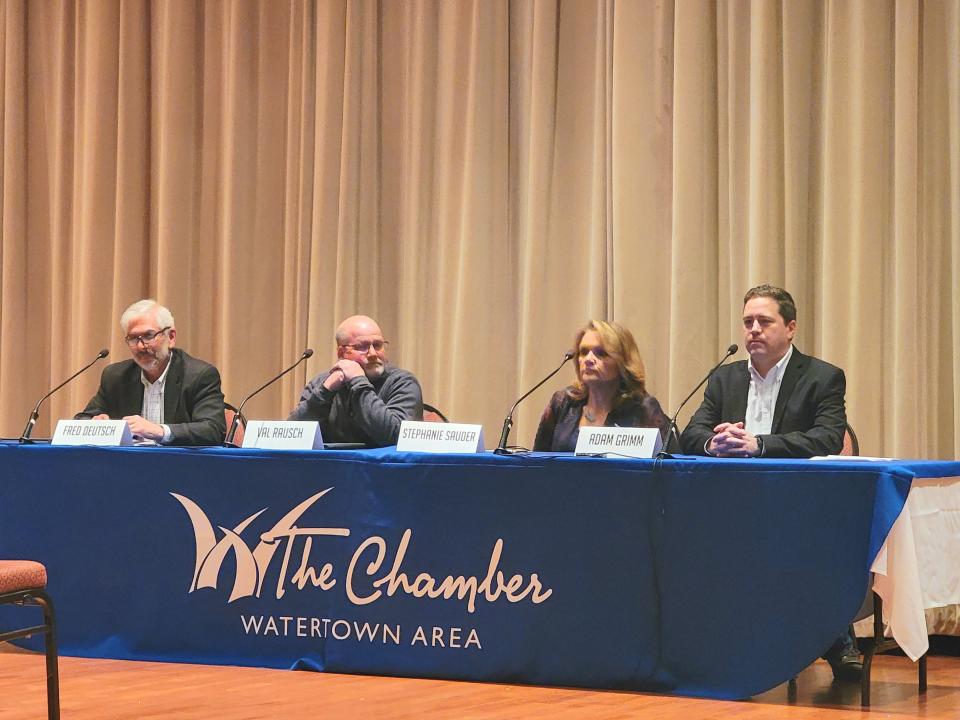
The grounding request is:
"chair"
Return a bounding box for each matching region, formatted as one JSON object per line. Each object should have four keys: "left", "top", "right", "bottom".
{"left": 422, "top": 403, "right": 449, "bottom": 423}
{"left": 840, "top": 423, "right": 860, "bottom": 456}
{"left": 0, "top": 560, "right": 60, "bottom": 719}
{"left": 224, "top": 402, "right": 246, "bottom": 447}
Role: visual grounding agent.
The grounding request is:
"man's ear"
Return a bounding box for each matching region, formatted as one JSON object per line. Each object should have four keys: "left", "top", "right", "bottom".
{"left": 167, "top": 328, "right": 178, "bottom": 347}
{"left": 336, "top": 345, "right": 346, "bottom": 360}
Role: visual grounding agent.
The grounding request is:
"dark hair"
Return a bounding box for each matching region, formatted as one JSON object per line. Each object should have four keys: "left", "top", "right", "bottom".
{"left": 743, "top": 284, "right": 797, "bottom": 324}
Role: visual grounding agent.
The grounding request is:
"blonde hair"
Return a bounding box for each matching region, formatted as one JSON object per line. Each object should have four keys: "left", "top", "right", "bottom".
{"left": 568, "top": 320, "right": 648, "bottom": 406}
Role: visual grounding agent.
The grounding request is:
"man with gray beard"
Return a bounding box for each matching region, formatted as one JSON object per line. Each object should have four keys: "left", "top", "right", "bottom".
{"left": 289, "top": 315, "right": 422, "bottom": 446}
{"left": 76, "top": 299, "right": 226, "bottom": 446}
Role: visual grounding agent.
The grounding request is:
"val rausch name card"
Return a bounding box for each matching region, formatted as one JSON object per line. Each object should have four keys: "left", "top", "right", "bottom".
{"left": 397, "top": 421, "right": 484, "bottom": 453}
{"left": 574, "top": 427, "right": 662, "bottom": 458}
{"left": 242, "top": 421, "right": 323, "bottom": 450}
{"left": 52, "top": 419, "right": 133, "bottom": 446}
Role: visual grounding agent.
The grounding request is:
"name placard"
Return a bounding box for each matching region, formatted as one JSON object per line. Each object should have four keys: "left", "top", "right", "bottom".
{"left": 242, "top": 421, "right": 323, "bottom": 450}
{"left": 575, "top": 427, "right": 663, "bottom": 458}
{"left": 52, "top": 419, "right": 133, "bottom": 447}
{"left": 397, "top": 421, "right": 485, "bottom": 454}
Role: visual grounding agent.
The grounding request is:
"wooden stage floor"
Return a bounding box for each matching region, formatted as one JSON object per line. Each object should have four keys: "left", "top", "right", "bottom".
{"left": 2, "top": 642, "right": 959, "bottom": 719}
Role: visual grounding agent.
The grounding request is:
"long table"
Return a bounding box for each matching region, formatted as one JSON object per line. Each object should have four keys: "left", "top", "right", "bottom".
{"left": 0, "top": 443, "right": 955, "bottom": 700}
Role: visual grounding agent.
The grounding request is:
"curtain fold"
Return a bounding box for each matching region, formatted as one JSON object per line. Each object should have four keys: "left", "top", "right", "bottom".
{"left": 1, "top": 0, "right": 958, "bottom": 457}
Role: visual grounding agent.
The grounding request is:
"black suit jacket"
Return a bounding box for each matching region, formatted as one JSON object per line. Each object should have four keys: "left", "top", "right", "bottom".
{"left": 679, "top": 347, "right": 846, "bottom": 458}
{"left": 76, "top": 349, "right": 226, "bottom": 446}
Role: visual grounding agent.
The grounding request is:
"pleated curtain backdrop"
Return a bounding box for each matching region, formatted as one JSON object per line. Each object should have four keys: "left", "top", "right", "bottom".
{"left": 1, "top": 0, "right": 958, "bottom": 457}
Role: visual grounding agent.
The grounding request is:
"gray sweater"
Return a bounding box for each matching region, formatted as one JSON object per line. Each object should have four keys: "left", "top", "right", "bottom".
{"left": 288, "top": 364, "right": 423, "bottom": 446}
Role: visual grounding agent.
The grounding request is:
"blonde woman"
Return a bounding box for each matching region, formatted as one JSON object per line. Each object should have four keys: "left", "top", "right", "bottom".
{"left": 533, "top": 320, "right": 669, "bottom": 452}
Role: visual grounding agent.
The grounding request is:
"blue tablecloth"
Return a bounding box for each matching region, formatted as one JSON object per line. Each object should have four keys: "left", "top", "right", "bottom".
{"left": 1, "top": 443, "right": 950, "bottom": 699}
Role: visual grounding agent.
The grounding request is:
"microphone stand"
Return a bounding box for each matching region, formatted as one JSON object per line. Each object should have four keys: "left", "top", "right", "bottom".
{"left": 224, "top": 349, "right": 314, "bottom": 447}
{"left": 658, "top": 343, "right": 738, "bottom": 458}
{"left": 494, "top": 351, "right": 575, "bottom": 455}
{"left": 20, "top": 348, "right": 110, "bottom": 443}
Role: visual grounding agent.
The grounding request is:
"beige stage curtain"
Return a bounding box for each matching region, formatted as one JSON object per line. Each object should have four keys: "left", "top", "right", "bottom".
{"left": 1, "top": 0, "right": 958, "bottom": 457}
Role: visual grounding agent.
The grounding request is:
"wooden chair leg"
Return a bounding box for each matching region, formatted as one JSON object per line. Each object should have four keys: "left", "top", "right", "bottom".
{"left": 919, "top": 652, "right": 927, "bottom": 693}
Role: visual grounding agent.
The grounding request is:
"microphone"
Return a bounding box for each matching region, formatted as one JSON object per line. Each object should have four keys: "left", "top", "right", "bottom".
{"left": 20, "top": 348, "right": 110, "bottom": 443}
{"left": 224, "top": 348, "right": 314, "bottom": 447}
{"left": 494, "top": 350, "right": 576, "bottom": 455}
{"left": 660, "top": 343, "right": 738, "bottom": 456}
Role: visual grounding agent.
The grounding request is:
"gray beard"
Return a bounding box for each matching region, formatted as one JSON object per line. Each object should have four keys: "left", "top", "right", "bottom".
{"left": 137, "top": 346, "right": 170, "bottom": 374}
{"left": 364, "top": 362, "right": 385, "bottom": 380}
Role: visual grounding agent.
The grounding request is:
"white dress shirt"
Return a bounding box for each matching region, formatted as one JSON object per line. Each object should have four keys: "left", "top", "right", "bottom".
{"left": 745, "top": 344, "right": 793, "bottom": 437}
{"left": 141, "top": 361, "right": 173, "bottom": 443}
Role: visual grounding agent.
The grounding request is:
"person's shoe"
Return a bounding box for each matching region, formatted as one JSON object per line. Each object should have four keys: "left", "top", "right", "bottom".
{"left": 826, "top": 646, "right": 863, "bottom": 683}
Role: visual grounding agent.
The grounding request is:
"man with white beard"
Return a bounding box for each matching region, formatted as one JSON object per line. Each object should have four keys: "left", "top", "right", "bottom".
{"left": 288, "top": 315, "right": 422, "bottom": 446}
{"left": 76, "top": 299, "right": 226, "bottom": 446}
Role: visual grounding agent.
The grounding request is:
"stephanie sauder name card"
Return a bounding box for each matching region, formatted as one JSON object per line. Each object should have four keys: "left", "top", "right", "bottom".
{"left": 242, "top": 421, "right": 323, "bottom": 450}
{"left": 397, "top": 421, "right": 484, "bottom": 454}
{"left": 574, "top": 427, "right": 663, "bottom": 458}
{"left": 52, "top": 419, "right": 133, "bottom": 446}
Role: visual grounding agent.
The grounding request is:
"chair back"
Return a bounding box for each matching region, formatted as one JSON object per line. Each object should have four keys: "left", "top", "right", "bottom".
{"left": 840, "top": 423, "right": 860, "bottom": 456}
{"left": 225, "top": 402, "right": 246, "bottom": 446}
{"left": 422, "top": 403, "right": 449, "bottom": 423}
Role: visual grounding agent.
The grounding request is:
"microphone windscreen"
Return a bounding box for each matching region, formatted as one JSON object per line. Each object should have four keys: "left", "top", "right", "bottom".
{"left": 302, "top": 348, "right": 314, "bottom": 359}
{"left": 726, "top": 344, "right": 738, "bottom": 355}
{"left": 98, "top": 348, "right": 110, "bottom": 359}
{"left": 564, "top": 349, "right": 576, "bottom": 361}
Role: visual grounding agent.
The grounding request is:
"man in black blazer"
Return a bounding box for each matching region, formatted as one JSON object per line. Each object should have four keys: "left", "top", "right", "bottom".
{"left": 76, "top": 299, "right": 226, "bottom": 446}
{"left": 680, "top": 284, "right": 858, "bottom": 681}
{"left": 680, "top": 286, "right": 845, "bottom": 458}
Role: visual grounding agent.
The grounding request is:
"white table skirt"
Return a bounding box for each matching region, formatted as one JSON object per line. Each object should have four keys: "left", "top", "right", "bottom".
{"left": 866, "top": 475, "right": 960, "bottom": 660}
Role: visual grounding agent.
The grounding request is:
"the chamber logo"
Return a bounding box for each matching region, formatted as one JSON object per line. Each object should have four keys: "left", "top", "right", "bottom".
{"left": 171, "top": 488, "right": 347, "bottom": 603}
{"left": 170, "top": 489, "right": 553, "bottom": 611}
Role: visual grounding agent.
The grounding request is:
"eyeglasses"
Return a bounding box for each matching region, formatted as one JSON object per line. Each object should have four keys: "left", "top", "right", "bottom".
{"left": 340, "top": 340, "right": 389, "bottom": 353}
{"left": 125, "top": 327, "right": 171, "bottom": 347}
